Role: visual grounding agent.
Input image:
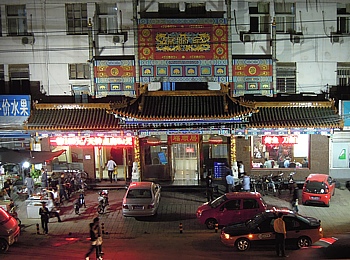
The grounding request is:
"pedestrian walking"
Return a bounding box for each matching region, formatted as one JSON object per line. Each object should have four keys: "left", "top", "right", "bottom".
{"left": 58, "top": 174, "right": 69, "bottom": 203}
{"left": 242, "top": 172, "right": 251, "bottom": 192}
{"left": 41, "top": 168, "right": 48, "bottom": 189}
{"left": 24, "top": 174, "right": 35, "bottom": 197}
{"left": 226, "top": 172, "right": 234, "bottom": 192}
{"left": 206, "top": 172, "right": 214, "bottom": 202}
{"left": 85, "top": 222, "right": 100, "bottom": 260}
{"left": 273, "top": 212, "right": 288, "bottom": 257}
{"left": 93, "top": 217, "right": 104, "bottom": 257}
{"left": 39, "top": 201, "right": 50, "bottom": 234}
{"left": 292, "top": 199, "right": 299, "bottom": 213}
{"left": 106, "top": 157, "right": 117, "bottom": 183}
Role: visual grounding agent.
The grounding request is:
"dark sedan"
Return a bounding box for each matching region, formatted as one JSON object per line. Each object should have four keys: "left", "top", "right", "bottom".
{"left": 220, "top": 209, "right": 323, "bottom": 251}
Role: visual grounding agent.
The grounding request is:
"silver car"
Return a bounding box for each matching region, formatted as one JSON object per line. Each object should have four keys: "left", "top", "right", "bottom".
{"left": 122, "top": 182, "right": 161, "bottom": 217}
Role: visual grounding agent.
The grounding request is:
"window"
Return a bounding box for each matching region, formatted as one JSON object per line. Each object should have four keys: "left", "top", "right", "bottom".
{"left": 6, "top": 5, "right": 27, "bottom": 36}
{"left": 249, "top": 2, "right": 270, "bottom": 33}
{"left": 275, "top": 2, "right": 295, "bottom": 33}
{"left": 158, "top": 3, "right": 180, "bottom": 15}
{"left": 223, "top": 199, "right": 241, "bottom": 210}
{"left": 337, "top": 62, "right": 350, "bottom": 86}
{"left": 276, "top": 62, "right": 296, "bottom": 93}
{"left": 243, "top": 199, "right": 259, "bottom": 209}
{"left": 66, "top": 3, "right": 88, "bottom": 35}
{"left": 185, "top": 3, "right": 206, "bottom": 15}
{"left": 0, "top": 65, "right": 4, "bottom": 93}
{"left": 8, "top": 64, "right": 30, "bottom": 94}
{"left": 251, "top": 135, "right": 309, "bottom": 169}
{"left": 0, "top": 8, "right": 2, "bottom": 37}
{"left": 337, "top": 4, "right": 350, "bottom": 34}
{"left": 96, "top": 3, "right": 119, "bottom": 34}
{"left": 69, "top": 64, "right": 90, "bottom": 79}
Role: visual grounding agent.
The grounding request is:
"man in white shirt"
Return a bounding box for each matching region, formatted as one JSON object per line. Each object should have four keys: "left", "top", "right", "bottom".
{"left": 106, "top": 158, "right": 117, "bottom": 183}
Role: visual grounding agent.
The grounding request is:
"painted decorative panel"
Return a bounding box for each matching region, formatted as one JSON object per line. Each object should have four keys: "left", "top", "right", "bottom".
{"left": 138, "top": 18, "right": 228, "bottom": 83}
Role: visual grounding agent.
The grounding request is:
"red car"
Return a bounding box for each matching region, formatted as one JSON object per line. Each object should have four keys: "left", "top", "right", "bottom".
{"left": 302, "top": 174, "right": 336, "bottom": 207}
{"left": 196, "top": 192, "right": 268, "bottom": 229}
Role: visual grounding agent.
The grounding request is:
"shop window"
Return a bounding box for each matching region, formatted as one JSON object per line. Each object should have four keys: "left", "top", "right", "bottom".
{"left": 144, "top": 145, "right": 168, "bottom": 166}
{"left": 337, "top": 3, "right": 350, "bottom": 34}
{"left": 276, "top": 62, "right": 296, "bottom": 93}
{"left": 6, "top": 5, "right": 27, "bottom": 36}
{"left": 275, "top": 2, "right": 295, "bottom": 33}
{"left": 66, "top": 3, "right": 88, "bottom": 35}
{"left": 69, "top": 64, "right": 90, "bottom": 79}
{"left": 96, "top": 3, "right": 119, "bottom": 34}
{"left": 249, "top": 2, "right": 270, "bottom": 33}
{"left": 251, "top": 135, "right": 309, "bottom": 169}
{"left": 337, "top": 62, "right": 350, "bottom": 86}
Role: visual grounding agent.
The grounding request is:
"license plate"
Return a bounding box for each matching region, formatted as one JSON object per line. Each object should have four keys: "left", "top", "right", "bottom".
{"left": 311, "top": 196, "right": 320, "bottom": 200}
{"left": 133, "top": 205, "right": 144, "bottom": 210}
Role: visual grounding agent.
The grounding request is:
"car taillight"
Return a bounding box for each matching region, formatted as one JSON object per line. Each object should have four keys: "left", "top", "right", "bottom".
{"left": 122, "top": 204, "right": 128, "bottom": 209}
{"left": 196, "top": 210, "right": 203, "bottom": 216}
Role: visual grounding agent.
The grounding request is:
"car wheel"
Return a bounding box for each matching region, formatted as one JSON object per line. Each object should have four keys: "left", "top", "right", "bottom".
{"left": 205, "top": 218, "right": 218, "bottom": 230}
{"left": 236, "top": 238, "right": 250, "bottom": 251}
{"left": 297, "top": 236, "right": 311, "bottom": 248}
{"left": 0, "top": 238, "right": 9, "bottom": 253}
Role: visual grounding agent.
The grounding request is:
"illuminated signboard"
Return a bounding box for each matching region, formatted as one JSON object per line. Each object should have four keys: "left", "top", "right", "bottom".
{"left": 169, "top": 135, "right": 199, "bottom": 143}
{"left": 262, "top": 135, "right": 298, "bottom": 145}
{"left": 50, "top": 136, "right": 133, "bottom": 146}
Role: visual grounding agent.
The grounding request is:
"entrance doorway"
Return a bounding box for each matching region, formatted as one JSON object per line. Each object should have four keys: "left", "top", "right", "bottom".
{"left": 172, "top": 143, "right": 199, "bottom": 180}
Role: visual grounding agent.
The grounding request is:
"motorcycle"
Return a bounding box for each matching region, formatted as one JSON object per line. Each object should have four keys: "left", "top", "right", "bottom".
{"left": 8, "top": 203, "right": 21, "bottom": 226}
{"left": 74, "top": 191, "right": 86, "bottom": 214}
{"left": 97, "top": 190, "right": 109, "bottom": 214}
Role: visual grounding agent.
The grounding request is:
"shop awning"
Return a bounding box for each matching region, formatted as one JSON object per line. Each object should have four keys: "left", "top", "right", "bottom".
{"left": 0, "top": 148, "right": 66, "bottom": 165}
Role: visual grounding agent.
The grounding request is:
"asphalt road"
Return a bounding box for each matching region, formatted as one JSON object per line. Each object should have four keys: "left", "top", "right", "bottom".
{"left": 1, "top": 185, "right": 350, "bottom": 259}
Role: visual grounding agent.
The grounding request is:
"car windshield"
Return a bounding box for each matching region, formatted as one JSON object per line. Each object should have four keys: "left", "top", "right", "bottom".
{"left": 127, "top": 189, "right": 152, "bottom": 199}
{"left": 305, "top": 181, "right": 328, "bottom": 194}
{"left": 0, "top": 208, "right": 10, "bottom": 224}
{"left": 209, "top": 195, "right": 226, "bottom": 208}
{"left": 246, "top": 212, "right": 267, "bottom": 228}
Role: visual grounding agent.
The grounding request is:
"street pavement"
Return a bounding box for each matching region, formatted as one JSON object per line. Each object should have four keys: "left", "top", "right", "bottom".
{"left": 3, "top": 180, "right": 350, "bottom": 259}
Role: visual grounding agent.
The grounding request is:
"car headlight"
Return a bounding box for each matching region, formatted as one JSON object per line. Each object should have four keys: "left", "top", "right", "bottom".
{"left": 223, "top": 233, "right": 230, "bottom": 239}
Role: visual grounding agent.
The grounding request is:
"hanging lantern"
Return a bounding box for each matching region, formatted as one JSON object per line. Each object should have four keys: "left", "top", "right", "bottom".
{"left": 208, "top": 135, "right": 223, "bottom": 144}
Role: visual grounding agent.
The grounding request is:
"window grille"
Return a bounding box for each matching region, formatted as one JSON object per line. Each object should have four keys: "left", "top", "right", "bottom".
{"left": 276, "top": 62, "right": 296, "bottom": 93}
{"left": 66, "top": 3, "right": 88, "bottom": 35}
{"left": 158, "top": 3, "right": 179, "bottom": 14}
{"left": 337, "top": 62, "right": 350, "bottom": 86}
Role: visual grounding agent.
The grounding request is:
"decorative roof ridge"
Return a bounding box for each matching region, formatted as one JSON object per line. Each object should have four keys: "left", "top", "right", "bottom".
{"left": 254, "top": 100, "right": 335, "bottom": 108}
{"left": 33, "top": 103, "right": 110, "bottom": 110}
{"left": 145, "top": 90, "right": 225, "bottom": 97}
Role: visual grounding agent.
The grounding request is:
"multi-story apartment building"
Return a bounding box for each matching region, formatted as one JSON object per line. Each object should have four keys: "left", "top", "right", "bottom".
{"left": 0, "top": 1, "right": 347, "bottom": 181}
{"left": 1, "top": 1, "right": 349, "bottom": 98}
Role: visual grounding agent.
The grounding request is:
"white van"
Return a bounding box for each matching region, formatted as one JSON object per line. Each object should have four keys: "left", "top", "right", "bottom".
{"left": 0, "top": 207, "right": 20, "bottom": 253}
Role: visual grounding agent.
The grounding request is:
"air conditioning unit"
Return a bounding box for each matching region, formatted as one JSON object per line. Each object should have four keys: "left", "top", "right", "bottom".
{"left": 241, "top": 33, "right": 255, "bottom": 43}
{"left": 21, "top": 36, "right": 35, "bottom": 45}
{"left": 331, "top": 33, "right": 343, "bottom": 44}
{"left": 290, "top": 34, "right": 304, "bottom": 44}
{"left": 113, "top": 34, "right": 125, "bottom": 44}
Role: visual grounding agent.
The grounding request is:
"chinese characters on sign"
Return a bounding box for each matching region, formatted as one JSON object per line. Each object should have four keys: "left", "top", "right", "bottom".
{"left": 169, "top": 135, "right": 199, "bottom": 143}
{"left": 155, "top": 32, "right": 211, "bottom": 52}
{"left": 50, "top": 136, "right": 134, "bottom": 146}
{"left": 262, "top": 135, "right": 298, "bottom": 145}
{"left": 0, "top": 95, "right": 30, "bottom": 117}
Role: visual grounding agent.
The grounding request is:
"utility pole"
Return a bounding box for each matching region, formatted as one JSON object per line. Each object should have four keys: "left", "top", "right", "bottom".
{"left": 88, "top": 18, "right": 95, "bottom": 97}
{"left": 272, "top": 17, "right": 277, "bottom": 96}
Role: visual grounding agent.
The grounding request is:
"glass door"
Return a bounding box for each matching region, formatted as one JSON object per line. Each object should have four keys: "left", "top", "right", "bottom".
{"left": 172, "top": 143, "right": 199, "bottom": 180}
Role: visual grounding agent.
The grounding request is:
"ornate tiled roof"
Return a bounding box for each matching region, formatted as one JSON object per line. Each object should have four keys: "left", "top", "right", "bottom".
{"left": 247, "top": 101, "right": 342, "bottom": 129}
{"left": 26, "top": 103, "right": 120, "bottom": 131}
{"left": 108, "top": 89, "right": 255, "bottom": 120}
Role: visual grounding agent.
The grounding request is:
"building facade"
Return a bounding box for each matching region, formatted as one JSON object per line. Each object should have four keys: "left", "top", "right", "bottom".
{"left": 0, "top": 1, "right": 347, "bottom": 181}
